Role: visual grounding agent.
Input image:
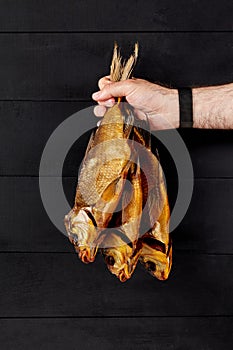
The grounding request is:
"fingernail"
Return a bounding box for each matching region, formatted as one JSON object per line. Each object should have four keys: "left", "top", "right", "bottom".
{"left": 92, "top": 91, "right": 102, "bottom": 99}
{"left": 105, "top": 99, "right": 115, "bottom": 107}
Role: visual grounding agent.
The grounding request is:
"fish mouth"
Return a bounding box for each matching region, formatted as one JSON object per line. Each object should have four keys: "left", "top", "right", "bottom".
{"left": 118, "top": 269, "right": 130, "bottom": 282}
{"left": 118, "top": 259, "right": 137, "bottom": 282}
{"left": 78, "top": 246, "right": 98, "bottom": 264}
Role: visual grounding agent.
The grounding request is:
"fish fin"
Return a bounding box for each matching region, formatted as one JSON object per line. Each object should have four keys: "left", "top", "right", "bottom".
{"left": 155, "top": 147, "right": 160, "bottom": 163}
{"left": 127, "top": 156, "right": 140, "bottom": 179}
{"left": 120, "top": 42, "right": 139, "bottom": 81}
{"left": 135, "top": 156, "right": 141, "bottom": 176}
{"left": 110, "top": 42, "right": 122, "bottom": 82}
{"left": 123, "top": 108, "right": 134, "bottom": 138}
{"left": 100, "top": 176, "right": 123, "bottom": 203}
{"left": 110, "top": 42, "right": 139, "bottom": 83}
{"left": 155, "top": 149, "right": 164, "bottom": 183}
{"left": 122, "top": 184, "right": 132, "bottom": 224}
{"left": 147, "top": 191, "right": 161, "bottom": 227}
{"left": 133, "top": 122, "right": 151, "bottom": 149}
{"left": 83, "top": 129, "right": 96, "bottom": 159}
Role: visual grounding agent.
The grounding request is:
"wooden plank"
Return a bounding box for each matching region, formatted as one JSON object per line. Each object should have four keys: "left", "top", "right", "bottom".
{"left": 0, "top": 252, "right": 232, "bottom": 317}
{"left": 0, "top": 178, "right": 232, "bottom": 253}
{"left": 0, "top": 101, "right": 93, "bottom": 176}
{"left": 175, "top": 129, "right": 233, "bottom": 179}
{"left": 0, "top": 101, "right": 232, "bottom": 177}
{"left": 0, "top": 177, "right": 73, "bottom": 253}
{"left": 172, "top": 179, "right": 233, "bottom": 252}
{"left": 0, "top": 317, "right": 232, "bottom": 350}
{"left": 0, "top": 33, "right": 232, "bottom": 100}
{"left": 0, "top": 1, "right": 232, "bottom": 32}
{"left": 153, "top": 129, "right": 233, "bottom": 179}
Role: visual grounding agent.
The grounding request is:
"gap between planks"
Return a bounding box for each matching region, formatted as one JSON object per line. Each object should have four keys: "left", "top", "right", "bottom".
{"left": 0, "top": 30, "right": 232, "bottom": 34}
{"left": 0, "top": 315, "right": 232, "bottom": 319}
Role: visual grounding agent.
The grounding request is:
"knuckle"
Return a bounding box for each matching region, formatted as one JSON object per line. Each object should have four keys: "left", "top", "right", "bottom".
{"left": 98, "top": 77, "right": 105, "bottom": 89}
{"left": 104, "top": 82, "right": 114, "bottom": 92}
{"left": 99, "top": 76, "right": 113, "bottom": 90}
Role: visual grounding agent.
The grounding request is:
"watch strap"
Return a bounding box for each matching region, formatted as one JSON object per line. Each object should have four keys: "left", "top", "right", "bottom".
{"left": 178, "top": 88, "right": 193, "bottom": 128}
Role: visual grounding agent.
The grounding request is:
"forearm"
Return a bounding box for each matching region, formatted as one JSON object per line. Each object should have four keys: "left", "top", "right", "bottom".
{"left": 192, "top": 83, "right": 233, "bottom": 129}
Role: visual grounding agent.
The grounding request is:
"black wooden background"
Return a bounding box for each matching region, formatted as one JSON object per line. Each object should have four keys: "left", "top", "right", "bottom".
{"left": 0, "top": 1, "right": 233, "bottom": 349}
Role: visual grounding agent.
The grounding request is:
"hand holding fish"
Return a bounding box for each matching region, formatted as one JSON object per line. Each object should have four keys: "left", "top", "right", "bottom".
{"left": 92, "top": 77, "right": 179, "bottom": 130}
{"left": 93, "top": 78, "right": 233, "bottom": 130}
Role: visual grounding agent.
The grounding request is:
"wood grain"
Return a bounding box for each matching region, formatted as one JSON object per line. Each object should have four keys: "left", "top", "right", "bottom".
{"left": 0, "top": 0, "right": 232, "bottom": 32}
{"left": 0, "top": 252, "right": 232, "bottom": 317}
{"left": 0, "top": 317, "right": 232, "bottom": 350}
{"left": 0, "top": 33, "right": 232, "bottom": 100}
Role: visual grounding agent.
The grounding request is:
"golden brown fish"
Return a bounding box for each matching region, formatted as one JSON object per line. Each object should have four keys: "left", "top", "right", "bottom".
{"left": 121, "top": 157, "right": 143, "bottom": 246}
{"left": 139, "top": 199, "right": 172, "bottom": 280}
{"left": 101, "top": 157, "right": 143, "bottom": 281}
{"left": 141, "top": 150, "right": 170, "bottom": 245}
{"left": 131, "top": 117, "right": 172, "bottom": 280}
{"left": 64, "top": 42, "right": 139, "bottom": 263}
{"left": 64, "top": 102, "right": 133, "bottom": 263}
{"left": 139, "top": 142, "right": 172, "bottom": 279}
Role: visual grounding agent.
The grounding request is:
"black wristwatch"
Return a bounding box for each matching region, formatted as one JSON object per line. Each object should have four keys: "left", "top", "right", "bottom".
{"left": 178, "top": 88, "right": 193, "bottom": 128}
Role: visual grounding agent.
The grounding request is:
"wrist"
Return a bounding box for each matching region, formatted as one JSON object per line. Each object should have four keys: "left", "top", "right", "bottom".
{"left": 169, "top": 88, "right": 180, "bottom": 128}
{"left": 178, "top": 88, "right": 193, "bottom": 128}
{"left": 147, "top": 86, "right": 179, "bottom": 130}
{"left": 161, "top": 88, "right": 179, "bottom": 129}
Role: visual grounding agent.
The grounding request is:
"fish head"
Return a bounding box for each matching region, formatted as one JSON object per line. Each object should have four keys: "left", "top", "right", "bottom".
{"left": 101, "top": 231, "right": 136, "bottom": 282}
{"left": 139, "top": 236, "right": 172, "bottom": 280}
{"left": 64, "top": 208, "right": 98, "bottom": 263}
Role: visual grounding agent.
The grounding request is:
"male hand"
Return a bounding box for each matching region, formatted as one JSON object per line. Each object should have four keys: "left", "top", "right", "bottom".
{"left": 92, "top": 76, "right": 179, "bottom": 130}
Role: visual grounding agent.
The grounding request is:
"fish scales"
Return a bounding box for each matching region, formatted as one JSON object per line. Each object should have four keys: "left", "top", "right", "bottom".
{"left": 64, "top": 43, "right": 138, "bottom": 264}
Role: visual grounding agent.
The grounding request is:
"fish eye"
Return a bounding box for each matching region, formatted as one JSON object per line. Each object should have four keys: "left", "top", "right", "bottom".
{"left": 147, "top": 261, "right": 156, "bottom": 272}
{"left": 106, "top": 255, "right": 115, "bottom": 266}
